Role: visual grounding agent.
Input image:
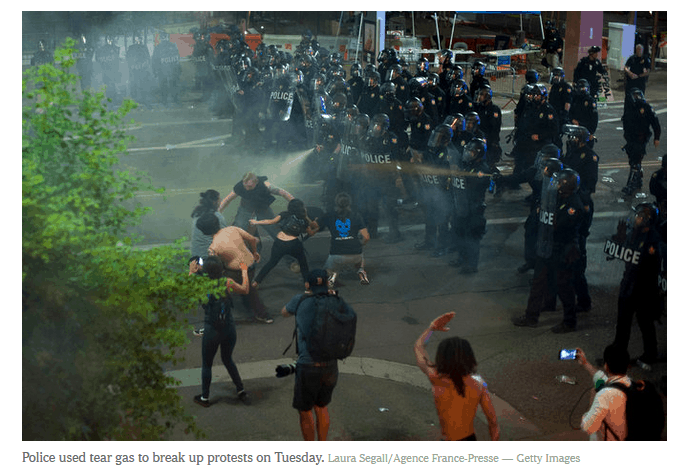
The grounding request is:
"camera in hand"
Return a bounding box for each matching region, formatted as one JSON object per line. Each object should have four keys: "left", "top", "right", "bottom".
{"left": 275, "top": 362, "right": 297, "bottom": 378}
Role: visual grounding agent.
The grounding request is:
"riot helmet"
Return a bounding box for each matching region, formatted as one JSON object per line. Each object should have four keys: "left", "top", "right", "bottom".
{"left": 417, "top": 57, "right": 430, "bottom": 73}
{"left": 439, "top": 49, "right": 453, "bottom": 66}
{"left": 562, "top": 124, "right": 591, "bottom": 146}
{"left": 472, "top": 61, "right": 486, "bottom": 76}
{"left": 427, "top": 124, "right": 454, "bottom": 149}
{"left": 525, "top": 69, "right": 539, "bottom": 84}
{"left": 575, "top": 79, "right": 590, "bottom": 95}
{"left": 244, "top": 66, "right": 259, "bottom": 84}
{"left": 238, "top": 55, "right": 252, "bottom": 71}
{"left": 350, "top": 63, "right": 361, "bottom": 78}
{"left": 462, "top": 137, "right": 487, "bottom": 164}
{"left": 477, "top": 85, "right": 493, "bottom": 104}
{"left": 346, "top": 105, "right": 360, "bottom": 122}
{"left": 541, "top": 158, "right": 564, "bottom": 179}
{"left": 331, "top": 92, "right": 348, "bottom": 112}
{"left": 534, "top": 146, "right": 562, "bottom": 181}
{"left": 444, "top": 114, "right": 466, "bottom": 133}
{"left": 366, "top": 71, "right": 380, "bottom": 88}
{"left": 368, "top": 113, "right": 390, "bottom": 138}
{"left": 630, "top": 88, "right": 645, "bottom": 104}
{"left": 409, "top": 77, "right": 429, "bottom": 97}
{"left": 465, "top": 112, "right": 481, "bottom": 133}
{"left": 329, "top": 52, "right": 342, "bottom": 66}
{"left": 555, "top": 168, "right": 580, "bottom": 197}
{"left": 353, "top": 113, "right": 370, "bottom": 138}
{"left": 631, "top": 202, "right": 659, "bottom": 229}
{"left": 380, "top": 82, "right": 397, "bottom": 99}
{"left": 450, "top": 65, "right": 464, "bottom": 81}
{"left": 363, "top": 63, "right": 377, "bottom": 78}
{"left": 551, "top": 67, "right": 565, "bottom": 84}
{"left": 386, "top": 64, "right": 402, "bottom": 82}
{"left": 312, "top": 73, "right": 327, "bottom": 93}
{"left": 428, "top": 73, "right": 440, "bottom": 87}
{"left": 451, "top": 79, "right": 469, "bottom": 98}
{"left": 529, "top": 83, "right": 548, "bottom": 105}
{"left": 404, "top": 97, "right": 424, "bottom": 122}
{"left": 37, "top": 39, "right": 46, "bottom": 51}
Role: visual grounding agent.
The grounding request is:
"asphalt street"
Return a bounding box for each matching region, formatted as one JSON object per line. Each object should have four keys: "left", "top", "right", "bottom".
{"left": 121, "top": 69, "right": 668, "bottom": 441}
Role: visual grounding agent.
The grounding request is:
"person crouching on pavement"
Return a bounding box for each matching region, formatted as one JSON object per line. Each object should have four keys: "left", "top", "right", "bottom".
{"left": 414, "top": 311, "right": 500, "bottom": 441}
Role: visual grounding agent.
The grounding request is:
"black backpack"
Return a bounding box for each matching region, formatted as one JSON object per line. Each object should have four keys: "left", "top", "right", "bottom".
{"left": 284, "top": 291, "right": 357, "bottom": 362}
{"left": 281, "top": 214, "right": 308, "bottom": 237}
{"left": 604, "top": 380, "right": 665, "bottom": 440}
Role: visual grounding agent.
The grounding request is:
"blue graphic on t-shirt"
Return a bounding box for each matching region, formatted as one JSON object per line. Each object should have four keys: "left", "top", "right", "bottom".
{"left": 335, "top": 218, "right": 351, "bottom": 238}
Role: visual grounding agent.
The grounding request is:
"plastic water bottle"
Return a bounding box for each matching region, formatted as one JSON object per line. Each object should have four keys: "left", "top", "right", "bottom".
{"left": 556, "top": 375, "right": 577, "bottom": 385}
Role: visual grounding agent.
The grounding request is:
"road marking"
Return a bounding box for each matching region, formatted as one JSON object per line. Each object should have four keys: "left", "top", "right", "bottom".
{"left": 167, "top": 356, "right": 540, "bottom": 436}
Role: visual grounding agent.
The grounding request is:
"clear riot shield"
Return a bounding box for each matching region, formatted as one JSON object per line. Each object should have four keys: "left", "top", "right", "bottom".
{"left": 266, "top": 74, "right": 296, "bottom": 122}
{"left": 535, "top": 172, "right": 559, "bottom": 259}
{"left": 214, "top": 63, "right": 240, "bottom": 110}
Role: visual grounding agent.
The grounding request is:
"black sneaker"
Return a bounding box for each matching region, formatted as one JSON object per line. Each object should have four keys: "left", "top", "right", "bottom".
{"left": 512, "top": 316, "right": 538, "bottom": 328}
{"left": 194, "top": 395, "right": 210, "bottom": 408}
{"left": 238, "top": 390, "right": 251, "bottom": 405}
{"left": 193, "top": 328, "right": 205, "bottom": 337}
{"left": 255, "top": 316, "right": 274, "bottom": 324}
{"left": 551, "top": 322, "right": 576, "bottom": 334}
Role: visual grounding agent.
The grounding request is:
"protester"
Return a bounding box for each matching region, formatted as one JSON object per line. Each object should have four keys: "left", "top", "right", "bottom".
{"left": 190, "top": 189, "right": 227, "bottom": 259}
{"left": 189, "top": 255, "right": 251, "bottom": 407}
{"left": 414, "top": 311, "right": 500, "bottom": 441}
{"left": 196, "top": 212, "right": 274, "bottom": 324}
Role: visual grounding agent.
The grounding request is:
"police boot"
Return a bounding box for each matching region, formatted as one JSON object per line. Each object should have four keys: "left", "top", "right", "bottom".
{"left": 621, "top": 164, "right": 643, "bottom": 196}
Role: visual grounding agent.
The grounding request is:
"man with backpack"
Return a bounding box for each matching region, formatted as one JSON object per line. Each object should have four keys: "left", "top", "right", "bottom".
{"left": 576, "top": 345, "right": 664, "bottom": 441}
{"left": 280, "top": 269, "right": 357, "bottom": 441}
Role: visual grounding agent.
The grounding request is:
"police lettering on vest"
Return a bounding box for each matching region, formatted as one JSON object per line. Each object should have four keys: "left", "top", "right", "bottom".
{"left": 603, "top": 240, "right": 642, "bottom": 265}
{"left": 539, "top": 209, "right": 554, "bottom": 225}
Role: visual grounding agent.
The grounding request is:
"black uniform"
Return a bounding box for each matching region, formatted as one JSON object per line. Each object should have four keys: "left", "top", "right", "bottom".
{"left": 621, "top": 97, "right": 661, "bottom": 193}
{"left": 417, "top": 145, "right": 454, "bottom": 255}
{"left": 357, "top": 83, "right": 380, "bottom": 117}
{"left": 358, "top": 130, "right": 404, "bottom": 242}
{"left": 192, "top": 35, "right": 214, "bottom": 100}
{"left": 31, "top": 46, "right": 53, "bottom": 67}
{"left": 521, "top": 184, "right": 584, "bottom": 329}
{"left": 348, "top": 74, "right": 364, "bottom": 105}
{"left": 449, "top": 146, "right": 491, "bottom": 273}
{"left": 126, "top": 41, "right": 152, "bottom": 106}
{"left": 573, "top": 55, "right": 606, "bottom": 99}
{"left": 624, "top": 53, "right": 651, "bottom": 96}
{"left": 152, "top": 38, "right": 182, "bottom": 106}
{"left": 476, "top": 101, "right": 502, "bottom": 170}
{"left": 569, "top": 92, "right": 598, "bottom": 137}
{"left": 611, "top": 217, "right": 662, "bottom": 364}
{"left": 549, "top": 80, "right": 573, "bottom": 129}
{"left": 512, "top": 101, "right": 558, "bottom": 176}
{"left": 562, "top": 145, "right": 599, "bottom": 312}
{"left": 95, "top": 40, "right": 121, "bottom": 102}
{"left": 72, "top": 38, "right": 95, "bottom": 91}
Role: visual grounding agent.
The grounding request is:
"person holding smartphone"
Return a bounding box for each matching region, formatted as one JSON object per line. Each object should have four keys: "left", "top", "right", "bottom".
{"left": 414, "top": 312, "right": 500, "bottom": 441}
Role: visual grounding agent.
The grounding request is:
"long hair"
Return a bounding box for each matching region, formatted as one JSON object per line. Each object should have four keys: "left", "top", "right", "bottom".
{"left": 334, "top": 192, "right": 352, "bottom": 219}
{"left": 434, "top": 337, "right": 477, "bottom": 397}
{"left": 191, "top": 189, "right": 220, "bottom": 218}
{"left": 287, "top": 198, "right": 307, "bottom": 219}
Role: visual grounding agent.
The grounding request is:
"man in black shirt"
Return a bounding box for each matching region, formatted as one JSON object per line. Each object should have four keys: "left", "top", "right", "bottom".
{"left": 624, "top": 44, "right": 651, "bottom": 113}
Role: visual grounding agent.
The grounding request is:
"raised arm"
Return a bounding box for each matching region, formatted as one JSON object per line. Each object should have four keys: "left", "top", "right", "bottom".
{"left": 414, "top": 312, "right": 455, "bottom": 377}
{"left": 226, "top": 262, "right": 250, "bottom": 295}
{"left": 265, "top": 181, "right": 294, "bottom": 201}
{"left": 250, "top": 215, "right": 282, "bottom": 226}
{"left": 219, "top": 190, "right": 238, "bottom": 212}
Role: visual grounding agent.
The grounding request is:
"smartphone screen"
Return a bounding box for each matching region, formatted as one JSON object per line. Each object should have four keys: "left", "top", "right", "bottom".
{"left": 559, "top": 349, "right": 577, "bottom": 360}
{"left": 198, "top": 257, "right": 204, "bottom": 266}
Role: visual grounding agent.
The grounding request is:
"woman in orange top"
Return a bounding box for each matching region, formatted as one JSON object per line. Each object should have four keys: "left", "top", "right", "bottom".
{"left": 414, "top": 312, "right": 500, "bottom": 441}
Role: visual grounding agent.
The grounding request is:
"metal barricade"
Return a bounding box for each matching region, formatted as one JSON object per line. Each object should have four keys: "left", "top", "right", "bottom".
{"left": 483, "top": 65, "right": 527, "bottom": 109}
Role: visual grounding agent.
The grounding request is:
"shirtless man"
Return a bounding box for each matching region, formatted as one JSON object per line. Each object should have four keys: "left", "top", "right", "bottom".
{"left": 197, "top": 212, "right": 274, "bottom": 324}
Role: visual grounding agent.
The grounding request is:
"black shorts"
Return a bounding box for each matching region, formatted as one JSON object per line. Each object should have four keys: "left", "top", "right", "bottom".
{"left": 292, "top": 362, "right": 338, "bottom": 411}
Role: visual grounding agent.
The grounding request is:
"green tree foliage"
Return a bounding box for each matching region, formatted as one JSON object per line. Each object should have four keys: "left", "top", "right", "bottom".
{"left": 23, "top": 38, "right": 222, "bottom": 440}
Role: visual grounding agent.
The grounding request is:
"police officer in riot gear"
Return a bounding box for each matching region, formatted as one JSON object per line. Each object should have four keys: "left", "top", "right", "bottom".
{"left": 376, "top": 82, "right": 407, "bottom": 151}
{"left": 464, "top": 112, "right": 485, "bottom": 140}
{"left": 73, "top": 34, "right": 95, "bottom": 91}
{"left": 443, "top": 114, "right": 470, "bottom": 152}
{"left": 348, "top": 63, "right": 364, "bottom": 104}
{"left": 448, "top": 137, "right": 491, "bottom": 273}
{"left": 152, "top": 30, "right": 181, "bottom": 107}
{"left": 513, "top": 168, "right": 584, "bottom": 333}
{"left": 416, "top": 57, "right": 430, "bottom": 77}
{"left": 448, "top": 79, "right": 474, "bottom": 119}
{"left": 126, "top": 33, "right": 152, "bottom": 107}
{"left": 573, "top": 46, "right": 607, "bottom": 101}
{"left": 621, "top": 88, "right": 661, "bottom": 196}
{"left": 437, "top": 49, "right": 453, "bottom": 92}
{"left": 561, "top": 124, "right": 599, "bottom": 313}
{"left": 191, "top": 30, "right": 214, "bottom": 101}
{"left": 358, "top": 113, "right": 405, "bottom": 243}
{"left": 427, "top": 73, "right": 447, "bottom": 120}
{"left": 357, "top": 71, "right": 381, "bottom": 117}
{"left": 475, "top": 85, "right": 502, "bottom": 172}
{"left": 610, "top": 203, "right": 662, "bottom": 367}
{"left": 549, "top": 67, "right": 573, "bottom": 132}
{"left": 386, "top": 64, "right": 410, "bottom": 105}
{"left": 469, "top": 61, "right": 488, "bottom": 99}
{"left": 513, "top": 69, "right": 539, "bottom": 129}
{"left": 235, "top": 66, "right": 263, "bottom": 146}
{"left": 569, "top": 79, "right": 598, "bottom": 148}
{"left": 510, "top": 84, "right": 559, "bottom": 177}
{"left": 405, "top": 97, "right": 435, "bottom": 164}
{"left": 409, "top": 77, "right": 439, "bottom": 125}
{"left": 95, "top": 35, "right": 121, "bottom": 103}
{"left": 31, "top": 39, "right": 53, "bottom": 67}
{"left": 264, "top": 64, "right": 299, "bottom": 151}
{"left": 414, "top": 124, "right": 455, "bottom": 257}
